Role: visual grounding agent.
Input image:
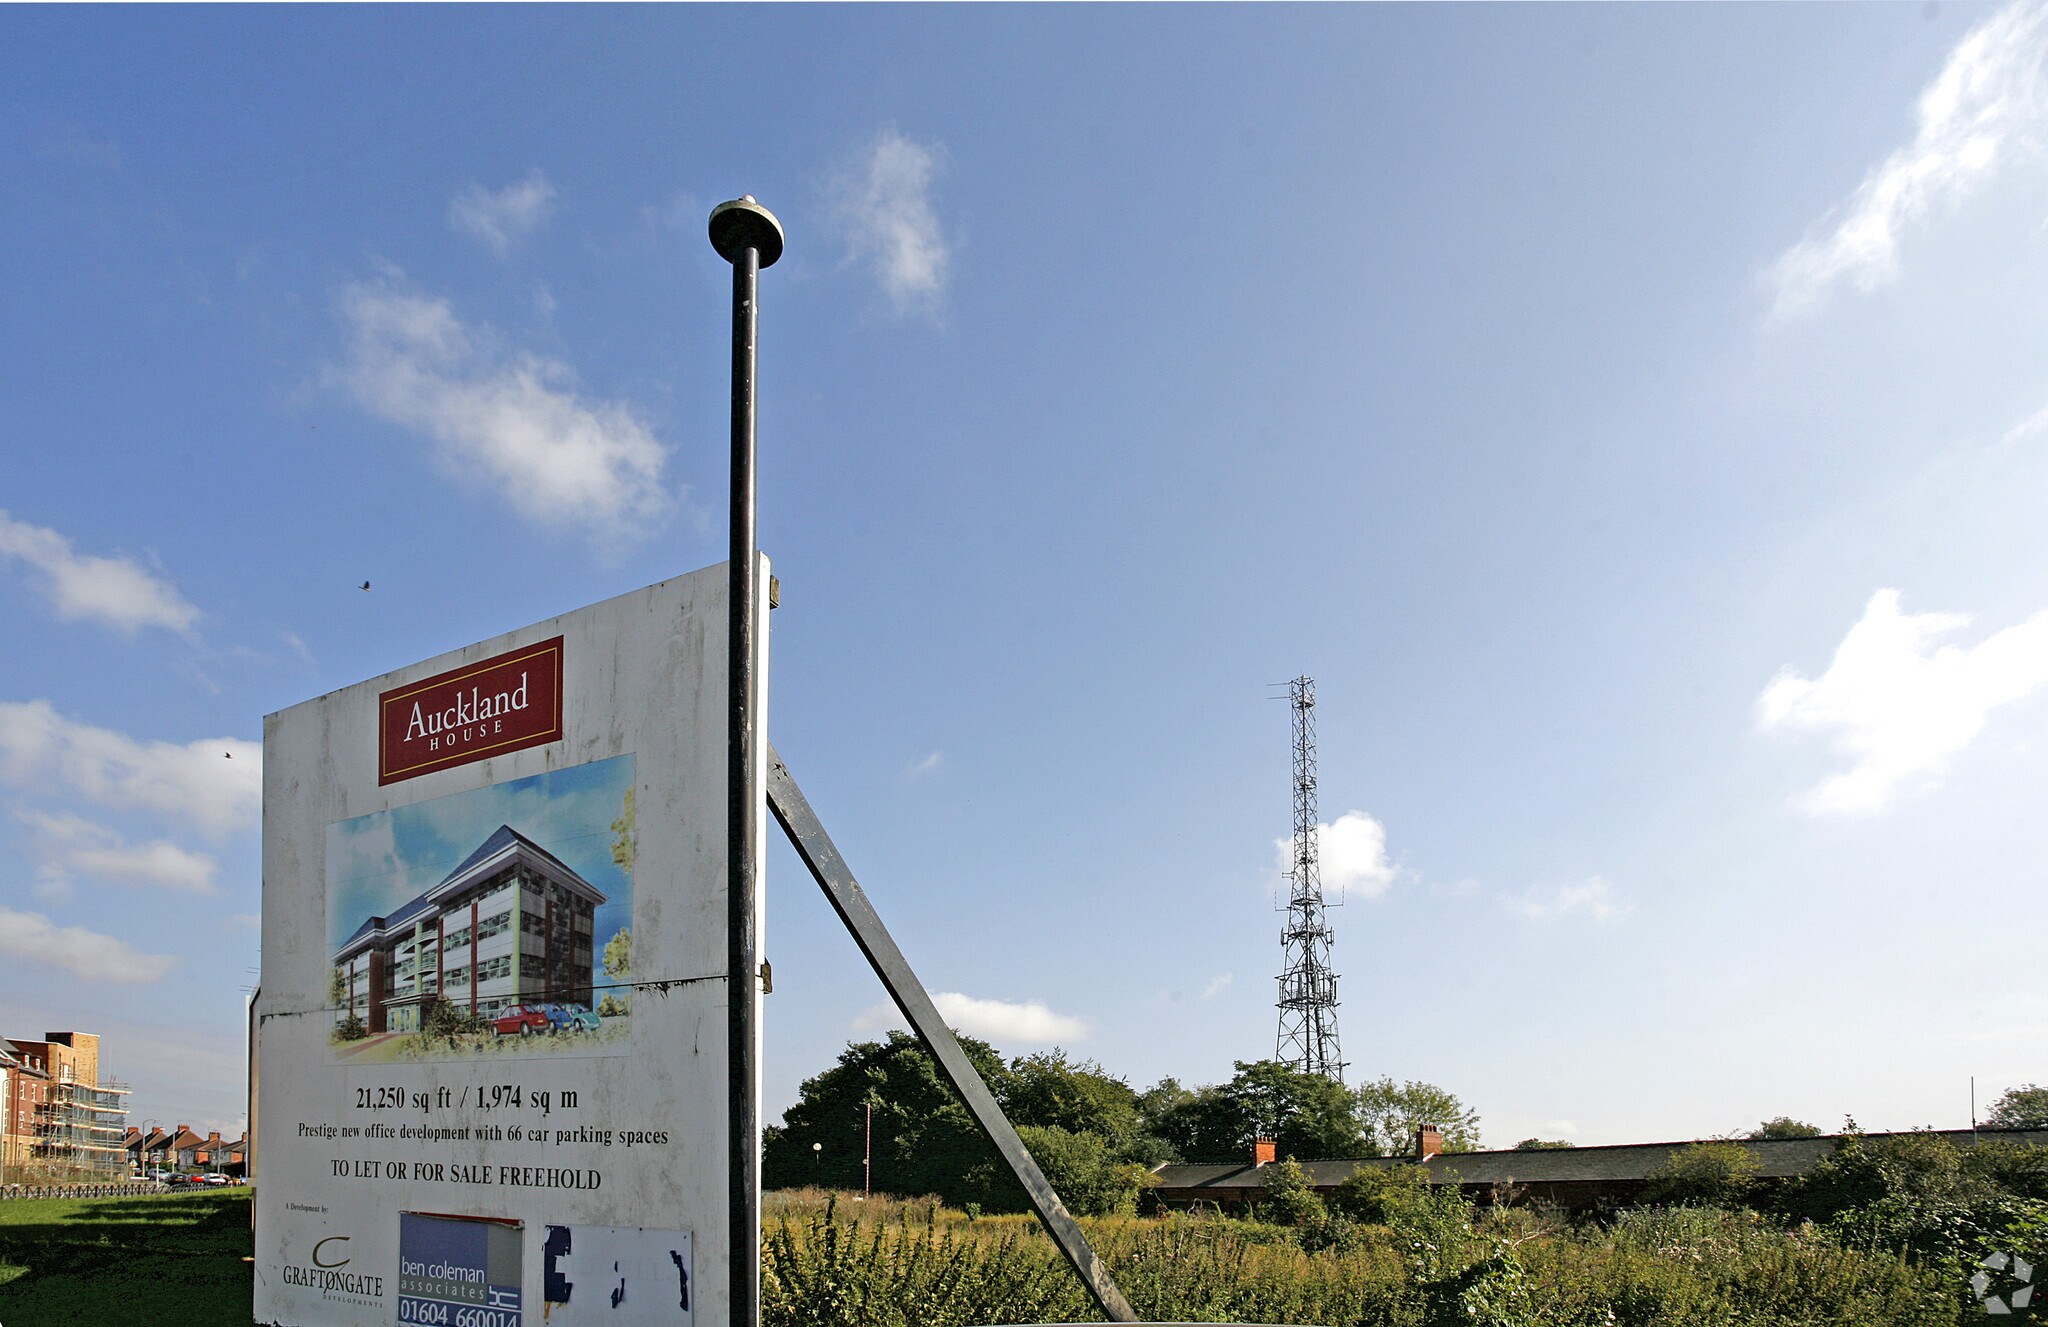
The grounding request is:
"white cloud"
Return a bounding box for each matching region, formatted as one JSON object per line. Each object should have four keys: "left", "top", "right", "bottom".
{"left": 852, "top": 991, "right": 1087, "bottom": 1045}
{"left": 0, "top": 510, "right": 198, "bottom": 634}
{"left": 906, "top": 751, "right": 944, "bottom": 778}
{"left": 1758, "top": 589, "right": 2048, "bottom": 815}
{"left": 1273, "top": 809, "right": 1398, "bottom": 901}
{"left": 448, "top": 169, "right": 556, "bottom": 256}
{"left": 0, "top": 906, "right": 177, "bottom": 982}
{"left": 833, "top": 129, "right": 950, "bottom": 314}
{"left": 1201, "top": 973, "right": 1233, "bottom": 1000}
{"left": 1508, "top": 877, "right": 1630, "bottom": 923}
{"left": 338, "top": 281, "right": 670, "bottom": 543}
{"left": 0, "top": 700, "right": 259, "bottom": 836}
{"left": 18, "top": 809, "right": 218, "bottom": 893}
{"left": 1769, "top": 0, "right": 2048, "bottom": 320}
{"left": 2000, "top": 396, "right": 2048, "bottom": 447}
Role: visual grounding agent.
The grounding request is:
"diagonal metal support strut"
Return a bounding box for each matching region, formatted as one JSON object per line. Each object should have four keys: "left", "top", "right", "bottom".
{"left": 767, "top": 745, "right": 1139, "bottom": 1324}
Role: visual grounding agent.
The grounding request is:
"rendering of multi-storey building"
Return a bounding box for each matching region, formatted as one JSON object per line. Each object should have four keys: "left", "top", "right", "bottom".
{"left": 1, "top": 1032, "right": 130, "bottom": 1177}
{"left": 332, "top": 824, "right": 605, "bottom": 1034}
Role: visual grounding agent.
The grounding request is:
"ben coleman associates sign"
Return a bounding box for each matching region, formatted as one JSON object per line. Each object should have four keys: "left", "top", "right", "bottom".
{"left": 255, "top": 560, "right": 769, "bottom": 1327}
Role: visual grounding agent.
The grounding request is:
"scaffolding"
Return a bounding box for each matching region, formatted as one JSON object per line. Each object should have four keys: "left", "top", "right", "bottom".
{"left": 35, "top": 1078, "right": 130, "bottom": 1175}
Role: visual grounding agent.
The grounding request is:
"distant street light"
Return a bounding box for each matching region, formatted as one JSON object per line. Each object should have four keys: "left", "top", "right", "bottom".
{"left": 812, "top": 1141, "right": 822, "bottom": 1185}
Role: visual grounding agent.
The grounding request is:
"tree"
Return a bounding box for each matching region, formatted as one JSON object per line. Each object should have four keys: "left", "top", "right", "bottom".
{"left": 1642, "top": 1140, "right": 1760, "bottom": 1207}
{"left": 328, "top": 966, "right": 349, "bottom": 1008}
{"left": 1136, "top": 1077, "right": 1196, "bottom": 1132}
{"left": 1354, "top": 1077, "right": 1482, "bottom": 1155}
{"left": 763, "top": 1031, "right": 1015, "bottom": 1209}
{"left": 1514, "top": 1138, "right": 1575, "bottom": 1150}
{"left": 599, "top": 927, "right": 633, "bottom": 1017}
{"left": 610, "top": 787, "right": 636, "bottom": 874}
{"left": 1155, "top": 1061, "right": 1366, "bottom": 1162}
{"left": 1746, "top": 1116, "right": 1822, "bottom": 1139}
{"left": 1003, "top": 1125, "right": 1152, "bottom": 1217}
{"left": 422, "top": 999, "right": 485, "bottom": 1046}
{"left": 1141, "top": 1079, "right": 1211, "bottom": 1163}
{"left": 603, "top": 928, "right": 633, "bottom": 979}
{"left": 1002, "top": 1050, "right": 1140, "bottom": 1144}
{"left": 1258, "top": 1156, "right": 1327, "bottom": 1227}
{"left": 1986, "top": 1084, "right": 2048, "bottom": 1130}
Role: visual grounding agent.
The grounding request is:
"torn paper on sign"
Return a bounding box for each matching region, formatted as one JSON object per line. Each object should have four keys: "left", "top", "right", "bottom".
{"left": 543, "top": 1225, "right": 691, "bottom": 1324}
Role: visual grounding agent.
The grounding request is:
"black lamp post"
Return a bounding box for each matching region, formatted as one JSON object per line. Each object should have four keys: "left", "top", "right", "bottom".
{"left": 709, "top": 193, "right": 782, "bottom": 1327}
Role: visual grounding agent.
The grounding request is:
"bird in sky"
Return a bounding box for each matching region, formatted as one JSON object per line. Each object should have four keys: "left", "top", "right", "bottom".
{"left": 359, "top": 581, "right": 371, "bottom": 591}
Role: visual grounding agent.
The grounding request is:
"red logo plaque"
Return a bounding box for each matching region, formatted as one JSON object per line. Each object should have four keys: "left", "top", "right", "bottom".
{"left": 378, "top": 637, "right": 564, "bottom": 785}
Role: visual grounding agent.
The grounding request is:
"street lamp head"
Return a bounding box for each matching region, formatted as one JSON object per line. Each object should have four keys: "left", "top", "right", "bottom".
{"left": 709, "top": 195, "right": 784, "bottom": 268}
{"left": 812, "top": 1142, "right": 822, "bottom": 1153}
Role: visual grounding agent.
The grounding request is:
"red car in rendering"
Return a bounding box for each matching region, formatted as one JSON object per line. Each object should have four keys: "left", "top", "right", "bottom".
{"left": 491, "top": 1004, "right": 552, "bottom": 1037}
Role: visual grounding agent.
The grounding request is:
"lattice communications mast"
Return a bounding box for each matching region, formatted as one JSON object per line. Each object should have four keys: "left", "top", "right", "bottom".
{"left": 1275, "top": 676, "right": 1346, "bottom": 1081}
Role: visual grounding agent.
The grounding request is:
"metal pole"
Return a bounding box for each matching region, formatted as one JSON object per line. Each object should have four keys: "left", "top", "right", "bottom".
{"left": 710, "top": 195, "right": 783, "bottom": 1327}
{"left": 768, "top": 748, "right": 1139, "bottom": 1322}
{"left": 864, "top": 1101, "right": 872, "bottom": 1199}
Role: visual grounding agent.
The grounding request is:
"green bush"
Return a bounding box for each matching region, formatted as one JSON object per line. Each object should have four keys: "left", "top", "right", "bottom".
{"left": 421, "top": 999, "right": 487, "bottom": 1044}
{"left": 1332, "top": 1163, "right": 1469, "bottom": 1242}
{"left": 1011, "top": 1124, "right": 1150, "bottom": 1217}
{"left": 1776, "top": 1129, "right": 2048, "bottom": 1276}
{"left": 1642, "top": 1140, "right": 1761, "bottom": 1207}
{"left": 1258, "top": 1157, "right": 1328, "bottom": 1228}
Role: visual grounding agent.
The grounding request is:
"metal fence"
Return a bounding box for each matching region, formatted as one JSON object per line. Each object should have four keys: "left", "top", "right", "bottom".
{"left": 0, "top": 1181, "right": 199, "bottom": 1201}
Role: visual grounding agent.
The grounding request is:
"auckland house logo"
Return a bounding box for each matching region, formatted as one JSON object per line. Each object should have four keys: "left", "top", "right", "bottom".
{"left": 380, "top": 637, "right": 564, "bottom": 785}
{"left": 280, "top": 1234, "right": 384, "bottom": 1305}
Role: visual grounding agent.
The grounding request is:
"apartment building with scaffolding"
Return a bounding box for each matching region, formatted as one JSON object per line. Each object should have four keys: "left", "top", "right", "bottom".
{"left": 2, "top": 1032, "right": 130, "bottom": 1177}
{"left": 332, "top": 824, "right": 605, "bottom": 1035}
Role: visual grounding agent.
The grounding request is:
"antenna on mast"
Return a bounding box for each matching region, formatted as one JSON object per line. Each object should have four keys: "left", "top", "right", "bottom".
{"left": 1275, "top": 676, "right": 1346, "bottom": 1081}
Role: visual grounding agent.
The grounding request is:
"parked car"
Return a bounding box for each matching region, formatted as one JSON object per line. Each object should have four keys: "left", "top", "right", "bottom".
{"left": 542, "top": 1003, "right": 601, "bottom": 1034}
{"left": 203, "top": 1173, "right": 230, "bottom": 1185}
{"left": 491, "top": 1004, "right": 552, "bottom": 1037}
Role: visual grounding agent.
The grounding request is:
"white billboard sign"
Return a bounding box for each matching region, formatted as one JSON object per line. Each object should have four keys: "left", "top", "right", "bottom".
{"left": 255, "top": 561, "right": 766, "bottom": 1327}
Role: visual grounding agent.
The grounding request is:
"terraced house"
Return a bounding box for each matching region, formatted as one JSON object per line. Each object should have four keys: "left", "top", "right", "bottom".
{"left": 332, "top": 824, "right": 605, "bottom": 1034}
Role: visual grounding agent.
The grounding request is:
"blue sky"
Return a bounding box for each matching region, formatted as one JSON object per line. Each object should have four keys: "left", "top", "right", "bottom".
{"left": 2, "top": 4, "right": 2045, "bottom": 1147}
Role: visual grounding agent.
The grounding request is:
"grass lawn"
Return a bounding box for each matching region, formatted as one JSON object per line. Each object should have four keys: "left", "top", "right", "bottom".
{"left": 0, "top": 1189, "right": 252, "bottom": 1327}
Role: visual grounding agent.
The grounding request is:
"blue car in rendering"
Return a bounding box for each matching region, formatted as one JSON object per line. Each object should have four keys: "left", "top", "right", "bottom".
{"left": 542, "top": 1003, "right": 602, "bottom": 1034}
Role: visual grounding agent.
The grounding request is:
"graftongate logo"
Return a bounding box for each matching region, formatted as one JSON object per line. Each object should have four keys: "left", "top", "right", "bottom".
{"left": 281, "top": 1233, "right": 384, "bottom": 1305}
{"left": 1973, "top": 1250, "right": 2035, "bottom": 1316}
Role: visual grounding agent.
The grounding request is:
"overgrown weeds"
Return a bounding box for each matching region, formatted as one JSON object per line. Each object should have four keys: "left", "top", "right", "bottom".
{"left": 764, "top": 1191, "right": 1968, "bottom": 1326}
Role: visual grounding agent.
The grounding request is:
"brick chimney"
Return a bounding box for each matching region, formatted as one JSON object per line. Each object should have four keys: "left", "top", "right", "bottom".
{"left": 1415, "top": 1124, "right": 1443, "bottom": 1159}
{"left": 206, "top": 1131, "right": 222, "bottom": 1146}
{"left": 1252, "top": 1136, "right": 1277, "bottom": 1168}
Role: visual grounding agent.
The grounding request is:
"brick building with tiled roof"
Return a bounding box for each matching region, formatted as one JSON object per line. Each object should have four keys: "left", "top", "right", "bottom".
{"left": 1151, "top": 1125, "right": 2048, "bottom": 1214}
